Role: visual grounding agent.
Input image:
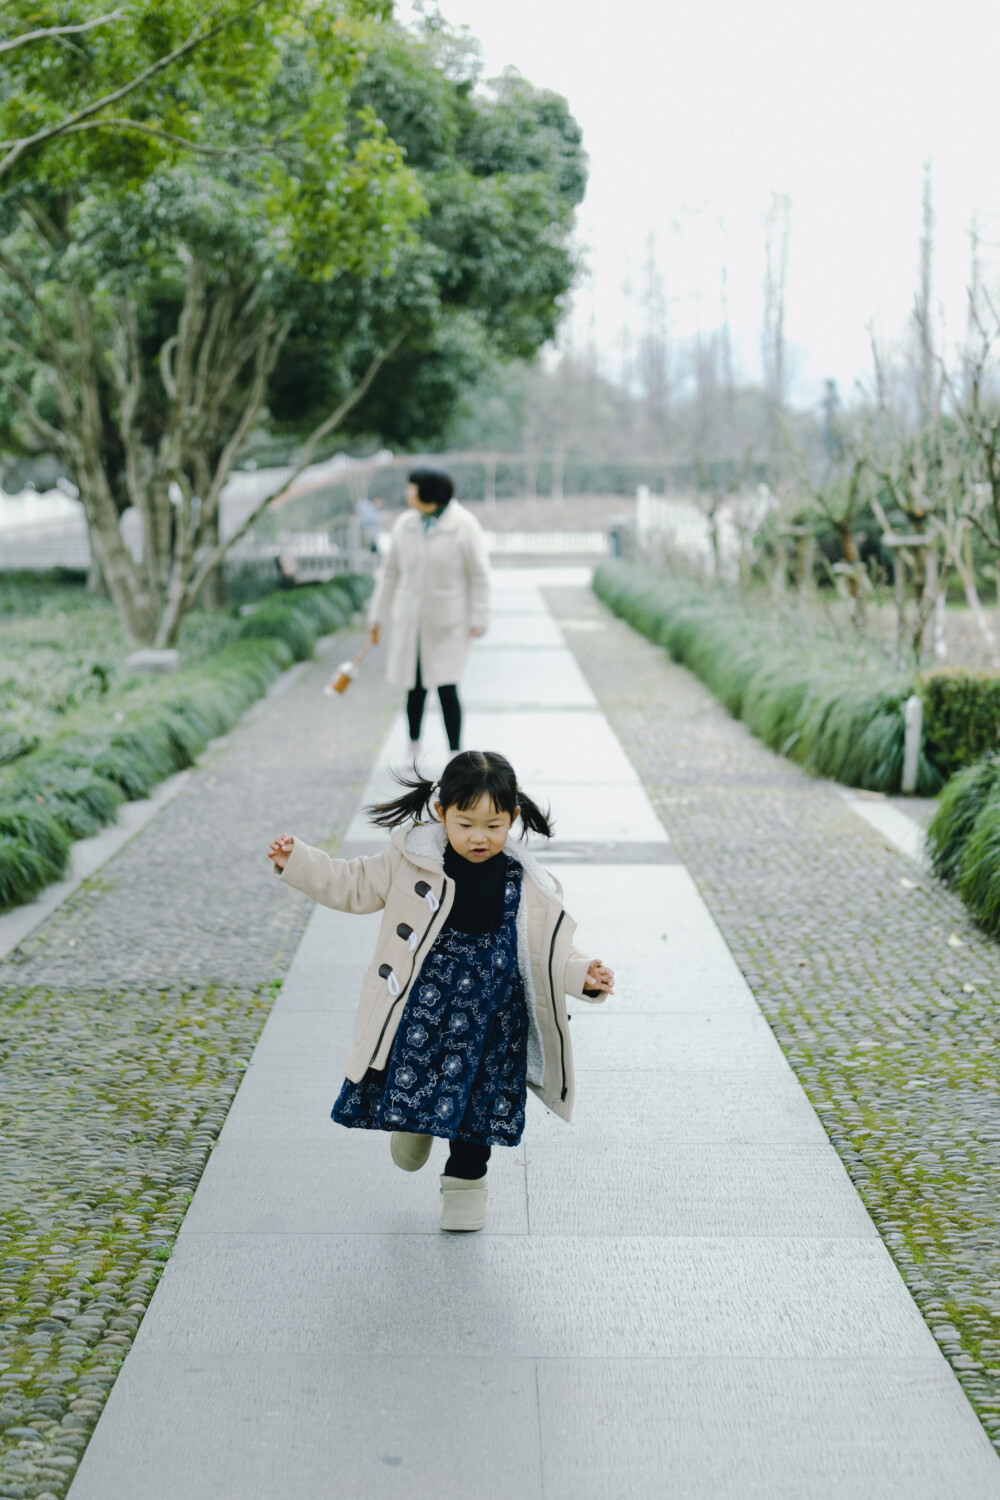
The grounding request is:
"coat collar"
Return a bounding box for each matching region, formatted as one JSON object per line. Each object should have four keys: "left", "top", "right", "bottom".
{"left": 394, "top": 819, "right": 558, "bottom": 895}
{"left": 400, "top": 500, "right": 468, "bottom": 535}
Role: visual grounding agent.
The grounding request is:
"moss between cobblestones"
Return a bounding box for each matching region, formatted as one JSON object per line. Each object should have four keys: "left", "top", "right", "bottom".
{"left": 0, "top": 978, "right": 275, "bottom": 1498}
{"left": 557, "top": 581, "right": 1000, "bottom": 1458}
{"left": 0, "top": 577, "right": 371, "bottom": 913}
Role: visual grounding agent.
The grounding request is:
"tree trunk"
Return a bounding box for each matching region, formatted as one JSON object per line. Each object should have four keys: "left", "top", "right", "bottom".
{"left": 198, "top": 504, "right": 227, "bottom": 609}
{"left": 86, "top": 551, "right": 108, "bottom": 596}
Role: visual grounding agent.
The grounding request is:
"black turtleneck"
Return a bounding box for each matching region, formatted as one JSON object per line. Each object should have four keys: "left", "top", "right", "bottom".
{"left": 443, "top": 845, "right": 508, "bottom": 934}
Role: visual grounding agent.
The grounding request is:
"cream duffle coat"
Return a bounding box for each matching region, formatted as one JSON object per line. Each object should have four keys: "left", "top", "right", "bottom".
{"left": 368, "top": 501, "right": 491, "bottom": 688}
{"left": 277, "top": 821, "right": 604, "bottom": 1121}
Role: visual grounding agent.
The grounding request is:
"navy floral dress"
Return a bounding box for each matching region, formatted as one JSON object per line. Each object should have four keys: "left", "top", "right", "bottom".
{"left": 332, "top": 857, "right": 528, "bottom": 1147}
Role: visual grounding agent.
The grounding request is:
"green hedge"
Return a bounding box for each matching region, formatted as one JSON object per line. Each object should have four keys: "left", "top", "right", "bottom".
{"left": 927, "top": 755, "right": 1000, "bottom": 935}
{"left": 0, "top": 576, "right": 371, "bottom": 911}
{"left": 593, "top": 560, "right": 943, "bottom": 794}
{"left": 920, "top": 669, "right": 1000, "bottom": 778}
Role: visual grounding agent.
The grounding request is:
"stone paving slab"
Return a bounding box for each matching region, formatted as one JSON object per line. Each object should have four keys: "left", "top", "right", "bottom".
{"left": 70, "top": 1354, "right": 544, "bottom": 1500}
{"left": 535, "top": 1358, "right": 1000, "bottom": 1500}
{"left": 182, "top": 1138, "right": 530, "bottom": 1236}
{"left": 568, "top": 1011, "right": 794, "bottom": 1071}
{"left": 218, "top": 1066, "right": 832, "bottom": 1148}
{"left": 464, "top": 644, "right": 595, "bottom": 707}
{"left": 528, "top": 1071, "right": 831, "bottom": 1145}
{"left": 130, "top": 1233, "right": 935, "bottom": 1359}
{"left": 523, "top": 1142, "right": 878, "bottom": 1238}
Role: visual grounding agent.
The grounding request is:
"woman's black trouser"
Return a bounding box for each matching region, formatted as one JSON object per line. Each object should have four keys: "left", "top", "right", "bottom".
{"left": 443, "top": 1140, "right": 491, "bottom": 1179}
{"left": 406, "top": 656, "right": 461, "bottom": 750}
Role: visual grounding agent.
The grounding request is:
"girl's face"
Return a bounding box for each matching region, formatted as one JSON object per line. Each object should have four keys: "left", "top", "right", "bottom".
{"left": 435, "top": 794, "right": 519, "bottom": 862}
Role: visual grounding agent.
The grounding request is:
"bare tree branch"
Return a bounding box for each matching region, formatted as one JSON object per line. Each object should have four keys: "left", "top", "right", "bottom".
{"left": 0, "top": 0, "right": 267, "bottom": 181}
{"left": 182, "top": 329, "right": 407, "bottom": 609}
{"left": 36, "top": 116, "right": 272, "bottom": 158}
{"left": 0, "top": 357, "right": 69, "bottom": 453}
{"left": 0, "top": 7, "right": 126, "bottom": 57}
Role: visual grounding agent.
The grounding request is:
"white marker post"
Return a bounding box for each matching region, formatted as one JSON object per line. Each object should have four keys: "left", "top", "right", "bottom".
{"left": 902, "top": 693, "right": 923, "bottom": 794}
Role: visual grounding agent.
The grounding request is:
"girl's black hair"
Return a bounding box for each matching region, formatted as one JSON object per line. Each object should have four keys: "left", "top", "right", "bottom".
{"left": 408, "top": 466, "right": 454, "bottom": 509}
{"left": 365, "top": 749, "right": 553, "bottom": 838}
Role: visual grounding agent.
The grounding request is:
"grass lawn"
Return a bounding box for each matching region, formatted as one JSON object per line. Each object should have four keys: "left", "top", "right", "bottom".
{"left": 0, "top": 578, "right": 242, "bottom": 765}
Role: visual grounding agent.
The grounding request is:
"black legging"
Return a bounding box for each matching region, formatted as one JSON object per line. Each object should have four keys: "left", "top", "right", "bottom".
{"left": 406, "top": 656, "right": 461, "bottom": 750}
{"left": 443, "top": 1140, "right": 491, "bottom": 1179}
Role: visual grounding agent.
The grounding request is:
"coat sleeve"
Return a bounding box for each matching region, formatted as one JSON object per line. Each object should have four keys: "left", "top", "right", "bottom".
{"left": 368, "top": 519, "right": 403, "bottom": 626}
{"left": 565, "top": 945, "right": 605, "bottom": 1004}
{"left": 275, "top": 837, "right": 395, "bottom": 913}
{"left": 462, "top": 514, "right": 492, "bottom": 633}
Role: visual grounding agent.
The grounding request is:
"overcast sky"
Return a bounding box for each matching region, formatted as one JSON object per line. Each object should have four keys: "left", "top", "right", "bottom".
{"left": 400, "top": 0, "right": 1000, "bottom": 410}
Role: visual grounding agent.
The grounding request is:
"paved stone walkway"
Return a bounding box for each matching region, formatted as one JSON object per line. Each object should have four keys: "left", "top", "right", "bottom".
{"left": 64, "top": 569, "right": 1000, "bottom": 1499}
{"left": 0, "top": 626, "right": 399, "bottom": 1500}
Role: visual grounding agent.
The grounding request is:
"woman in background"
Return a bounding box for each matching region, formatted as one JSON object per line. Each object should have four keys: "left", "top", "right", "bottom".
{"left": 368, "top": 467, "right": 491, "bottom": 760}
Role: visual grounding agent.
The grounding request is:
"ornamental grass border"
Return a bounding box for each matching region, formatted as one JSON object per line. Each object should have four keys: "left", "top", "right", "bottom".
{"left": 593, "top": 560, "right": 943, "bottom": 796}
{"left": 0, "top": 575, "right": 371, "bottom": 912}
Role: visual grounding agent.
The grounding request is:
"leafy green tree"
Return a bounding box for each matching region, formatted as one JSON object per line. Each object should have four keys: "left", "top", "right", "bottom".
{"left": 0, "top": 0, "right": 423, "bottom": 644}
{"left": 0, "top": 1, "right": 270, "bottom": 181}
{"left": 0, "top": 7, "right": 586, "bottom": 646}
{"left": 266, "top": 27, "right": 587, "bottom": 448}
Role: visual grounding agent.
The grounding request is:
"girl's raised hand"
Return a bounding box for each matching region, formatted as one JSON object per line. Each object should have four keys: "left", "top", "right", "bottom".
{"left": 586, "top": 960, "right": 614, "bottom": 995}
{"left": 267, "top": 834, "right": 295, "bottom": 870}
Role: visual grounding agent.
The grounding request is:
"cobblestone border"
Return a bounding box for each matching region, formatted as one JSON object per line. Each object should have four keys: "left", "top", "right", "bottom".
{"left": 0, "top": 980, "right": 274, "bottom": 1499}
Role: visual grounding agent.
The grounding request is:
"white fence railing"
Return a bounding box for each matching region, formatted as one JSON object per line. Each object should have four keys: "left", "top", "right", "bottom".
{"left": 635, "top": 485, "right": 775, "bottom": 576}
{"left": 483, "top": 530, "right": 609, "bottom": 555}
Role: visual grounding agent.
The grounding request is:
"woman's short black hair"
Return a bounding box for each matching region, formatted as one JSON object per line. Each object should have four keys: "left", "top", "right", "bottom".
{"left": 408, "top": 466, "right": 454, "bottom": 509}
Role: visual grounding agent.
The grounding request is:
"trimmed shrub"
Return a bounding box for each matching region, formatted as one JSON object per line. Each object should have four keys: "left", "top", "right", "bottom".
{"left": 235, "top": 578, "right": 358, "bottom": 660}
{"left": 921, "top": 669, "right": 1000, "bottom": 778}
{"left": 927, "top": 755, "right": 1000, "bottom": 887}
{"left": 0, "top": 575, "right": 371, "bottom": 911}
{"left": 0, "top": 806, "right": 71, "bottom": 894}
{"left": 594, "top": 560, "right": 942, "bottom": 794}
{"left": 0, "top": 838, "right": 50, "bottom": 908}
{"left": 0, "top": 725, "right": 38, "bottom": 766}
{"left": 956, "top": 790, "right": 1000, "bottom": 936}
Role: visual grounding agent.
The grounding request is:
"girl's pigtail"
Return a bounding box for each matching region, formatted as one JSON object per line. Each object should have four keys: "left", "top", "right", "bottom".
{"left": 516, "top": 787, "right": 554, "bottom": 839}
{"left": 365, "top": 769, "right": 437, "bottom": 829}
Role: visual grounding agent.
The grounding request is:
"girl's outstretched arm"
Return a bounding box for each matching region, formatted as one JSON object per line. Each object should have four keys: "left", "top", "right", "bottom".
{"left": 267, "top": 835, "right": 395, "bottom": 914}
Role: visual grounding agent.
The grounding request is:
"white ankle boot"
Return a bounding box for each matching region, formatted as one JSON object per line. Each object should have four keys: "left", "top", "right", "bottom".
{"left": 440, "top": 1173, "right": 488, "bottom": 1232}
{"left": 390, "top": 1132, "right": 433, "bottom": 1172}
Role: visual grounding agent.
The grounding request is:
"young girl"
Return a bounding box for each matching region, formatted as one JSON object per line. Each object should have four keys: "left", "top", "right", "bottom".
{"left": 267, "top": 750, "right": 613, "bottom": 1232}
